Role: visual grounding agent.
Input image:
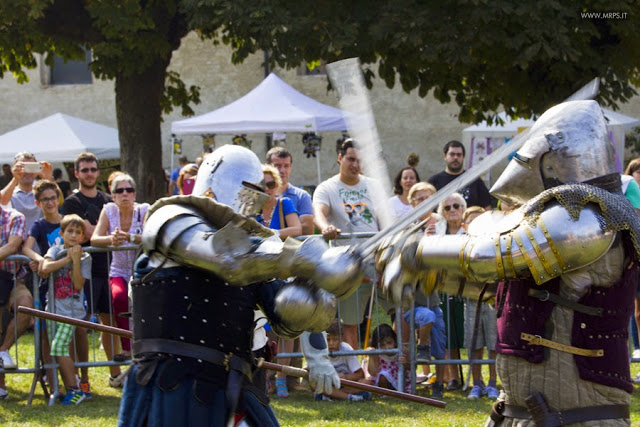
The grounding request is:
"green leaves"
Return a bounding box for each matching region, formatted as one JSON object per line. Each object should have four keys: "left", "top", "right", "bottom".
{"left": 162, "top": 70, "right": 201, "bottom": 117}
{"left": 0, "top": 0, "right": 638, "bottom": 126}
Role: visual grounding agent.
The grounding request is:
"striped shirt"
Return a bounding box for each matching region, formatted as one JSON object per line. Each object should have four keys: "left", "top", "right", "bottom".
{"left": 0, "top": 208, "right": 26, "bottom": 274}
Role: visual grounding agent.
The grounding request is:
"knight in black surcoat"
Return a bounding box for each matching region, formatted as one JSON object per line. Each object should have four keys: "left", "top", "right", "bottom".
{"left": 118, "top": 145, "right": 364, "bottom": 427}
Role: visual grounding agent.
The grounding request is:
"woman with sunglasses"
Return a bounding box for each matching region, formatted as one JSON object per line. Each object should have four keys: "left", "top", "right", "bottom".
{"left": 258, "top": 164, "right": 302, "bottom": 399}
{"left": 258, "top": 164, "right": 302, "bottom": 240}
{"left": 435, "top": 192, "right": 467, "bottom": 392}
{"left": 91, "top": 173, "right": 149, "bottom": 364}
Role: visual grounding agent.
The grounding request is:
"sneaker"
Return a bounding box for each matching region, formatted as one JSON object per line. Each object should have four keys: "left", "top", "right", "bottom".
{"left": 484, "top": 385, "right": 500, "bottom": 399}
{"left": 287, "top": 377, "right": 307, "bottom": 392}
{"left": 632, "top": 349, "right": 640, "bottom": 360}
{"left": 275, "top": 378, "right": 289, "bottom": 398}
{"left": 61, "top": 389, "right": 86, "bottom": 406}
{"left": 348, "top": 393, "right": 365, "bottom": 402}
{"left": 314, "top": 393, "right": 333, "bottom": 401}
{"left": 426, "top": 373, "right": 437, "bottom": 385}
{"left": 0, "top": 351, "right": 16, "bottom": 369}
{"left": 79, "top": 381, "right": 92, "bottom": 399}
{"left": 109, "top": 371, "right": 127, "bottom": 388}
{"left": 0, "top": 388, "right": 8, "bottom": 400}
{"left": 633, "top": 373, "right": 640, "bottom": 384}
{"left": 417, "top": 344, "right": 431, "bottom": 361}
{"left": 446, "top": 379, "right": 461, "bottom": 391}
{"left": 432, "top": 381, "right": 444, "bottom": 399}
{"left": 355, "top": 391, "right": 372, "bottom": 401}
{"left": 467, "top": 384, "right": 483, "bottom": 399}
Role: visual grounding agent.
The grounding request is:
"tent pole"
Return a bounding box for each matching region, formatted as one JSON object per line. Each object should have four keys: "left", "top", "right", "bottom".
{"left": 169, "top": 134, "right": 174, "bottom": 186}
{"left": 315, "top": 154, "right": 322, "bottom": 185}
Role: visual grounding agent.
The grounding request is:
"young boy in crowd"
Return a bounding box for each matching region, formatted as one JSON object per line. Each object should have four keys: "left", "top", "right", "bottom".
{"left": 41, "top": 214, "right": 92, "bottom": 405}
{"left": 22, "top": 180, "right": 65, "bottom": 393}
{"left": 315, "top": 319, "right": 371, "bottom": 402}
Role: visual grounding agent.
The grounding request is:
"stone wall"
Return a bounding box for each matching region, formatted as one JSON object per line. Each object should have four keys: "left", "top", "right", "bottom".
{"left": 1, "top": 32, "right": 639, "bottom": 188}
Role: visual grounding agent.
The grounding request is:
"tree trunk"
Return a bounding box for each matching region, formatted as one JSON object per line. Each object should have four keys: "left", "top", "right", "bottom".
{"left": 114, "top": 57, "right": 170, "bottom": 204}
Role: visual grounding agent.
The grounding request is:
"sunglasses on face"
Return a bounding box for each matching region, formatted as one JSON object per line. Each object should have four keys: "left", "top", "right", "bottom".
{"left": 264, "top": 181, "right": 277, "bottom": 190}
{"left": 79, "top": 167, "right": 99, "bottom": 173}
{"left": 444, "top": 203, "right": 461, "bottom": 212}
{"left": 114, "top": 187, "right": 135, "bottom": 194}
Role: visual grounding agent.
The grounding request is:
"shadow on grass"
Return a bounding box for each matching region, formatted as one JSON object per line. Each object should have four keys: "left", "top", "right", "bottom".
{"left": 271, "top": 388, "right": 492, "bottom": 425}
{"left": 0, "top": 383, "right": 122, "bottom": 425}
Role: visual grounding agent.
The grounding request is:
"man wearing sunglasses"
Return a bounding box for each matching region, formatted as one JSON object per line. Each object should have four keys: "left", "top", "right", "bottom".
{"left": 61, "top": 152, "right": 117, "bottom": 389}
{"left": 428, "top": 140, "right": 493, "bottom": 210}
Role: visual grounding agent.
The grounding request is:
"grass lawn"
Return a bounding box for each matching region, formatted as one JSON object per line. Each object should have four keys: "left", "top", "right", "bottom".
{"left": 0, "top": 332, "right": 639, "bottom": 426}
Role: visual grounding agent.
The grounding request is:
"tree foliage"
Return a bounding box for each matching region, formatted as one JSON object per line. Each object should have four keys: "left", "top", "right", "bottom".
{"left": 215, "top": 0, "right": 640, "bottom": 123}
{"left": 0, "top": 0, "right": 639, "bottom": 200}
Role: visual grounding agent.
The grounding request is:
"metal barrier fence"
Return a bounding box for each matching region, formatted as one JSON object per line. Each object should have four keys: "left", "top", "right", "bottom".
{"left": 0, "top": 247, "right": 136, "bottom": 406}
{"left": 0, "top": 255, "right": 43, "bottom": 407}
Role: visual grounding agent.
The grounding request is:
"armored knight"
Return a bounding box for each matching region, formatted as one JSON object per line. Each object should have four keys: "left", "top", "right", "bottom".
{"left": 379, "top": 100, "right": 639, "bottom": 426}
{"left": 118, "top": 145, "right": 363, "bottom": 427}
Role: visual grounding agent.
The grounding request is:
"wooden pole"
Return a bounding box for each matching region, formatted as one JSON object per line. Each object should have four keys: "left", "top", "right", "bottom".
{"left": 18, "top": 306, "right": 133, "bottom": 338}
{"left": 258, "top": 360, "right": 446, "bottom": 408}
{"left": 20, "top": 306, "right": 446, "bottom": 408}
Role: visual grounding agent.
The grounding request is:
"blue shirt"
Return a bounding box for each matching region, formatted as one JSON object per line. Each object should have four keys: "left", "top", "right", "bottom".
{"left": 258, "top": 197, "right": 297, "bottom": 230}
{"left": 281, "top": 184, "right": 313, "bottom": 217}
{"left": 29, "top": 217, "right": 62, "bottom": 256}
{"left": 170, "top": 168, "right": 180, "bottom": 195}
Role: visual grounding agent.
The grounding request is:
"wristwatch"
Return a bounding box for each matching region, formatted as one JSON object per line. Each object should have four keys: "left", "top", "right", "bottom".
{"left": 129, "top": 234, "right": 136, "bottom": 243}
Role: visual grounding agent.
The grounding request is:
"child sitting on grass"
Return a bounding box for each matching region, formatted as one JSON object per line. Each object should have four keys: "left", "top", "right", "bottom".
{"left": 363, "top": 324, "right": 411, "bottom": 393}
{"left": 41, "top": 214, "right": 92, "bottom": 405}
{"left": 314, "top": 319, "right": 371, "bottom": 402}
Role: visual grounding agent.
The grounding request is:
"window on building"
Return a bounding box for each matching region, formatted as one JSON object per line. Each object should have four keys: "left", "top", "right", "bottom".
{"left": 49, "top": 48, "right": 93, "bottom": 85}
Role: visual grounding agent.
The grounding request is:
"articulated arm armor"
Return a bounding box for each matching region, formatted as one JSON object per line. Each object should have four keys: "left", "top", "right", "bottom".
{"left": 377, "top": 183, "right": 640, "bottom": 304}
{"left": 142, "top": 195, "right": 363, "bottom": 297}
{"left": 412, "top": 202, "right": 614, "bottom": 289}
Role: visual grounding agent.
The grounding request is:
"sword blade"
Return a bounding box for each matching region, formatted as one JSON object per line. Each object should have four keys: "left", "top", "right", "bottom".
{"left": 327, "top": 58, "right": 394, "bottom": 230}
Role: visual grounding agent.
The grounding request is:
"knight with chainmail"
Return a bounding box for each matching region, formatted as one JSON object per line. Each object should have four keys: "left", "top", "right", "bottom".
{"left": 377, "top": 100, "right": 638, "bottom": 426}
{"left": 117, "top": 145, "right": 364, "bottom": 427}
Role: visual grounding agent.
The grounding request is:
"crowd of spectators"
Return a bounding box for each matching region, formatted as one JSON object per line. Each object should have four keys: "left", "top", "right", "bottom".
{"left": 0, "top": 138, "right": 638, "bottom": 405}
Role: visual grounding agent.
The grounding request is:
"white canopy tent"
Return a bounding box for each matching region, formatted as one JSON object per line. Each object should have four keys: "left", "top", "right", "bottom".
{"left": 0, "top": 113, "right": 120, "bottom": 163}
{"left": 171, "top": 73, "right": 348, "bottom": 135}
{"left": 462, "top": 108, "right": 640, "bottom": 171}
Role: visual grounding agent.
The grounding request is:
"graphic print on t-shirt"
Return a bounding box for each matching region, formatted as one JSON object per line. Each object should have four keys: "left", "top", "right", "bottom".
{"left": 339, "top": 188, "right": 374, "bottom": 226}
{"left": 46, "top": 227, "right": 63, "bottom": 248}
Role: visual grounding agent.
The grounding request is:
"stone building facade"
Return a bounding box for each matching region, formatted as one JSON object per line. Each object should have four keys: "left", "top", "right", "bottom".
{"left": 1, "top": 32, "right": 639, "bottom": 189}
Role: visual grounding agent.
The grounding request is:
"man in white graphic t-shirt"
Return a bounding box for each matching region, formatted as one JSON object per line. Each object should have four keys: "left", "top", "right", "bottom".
{"left": 313, "top": 139, "right": 389, "bottom": 349}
